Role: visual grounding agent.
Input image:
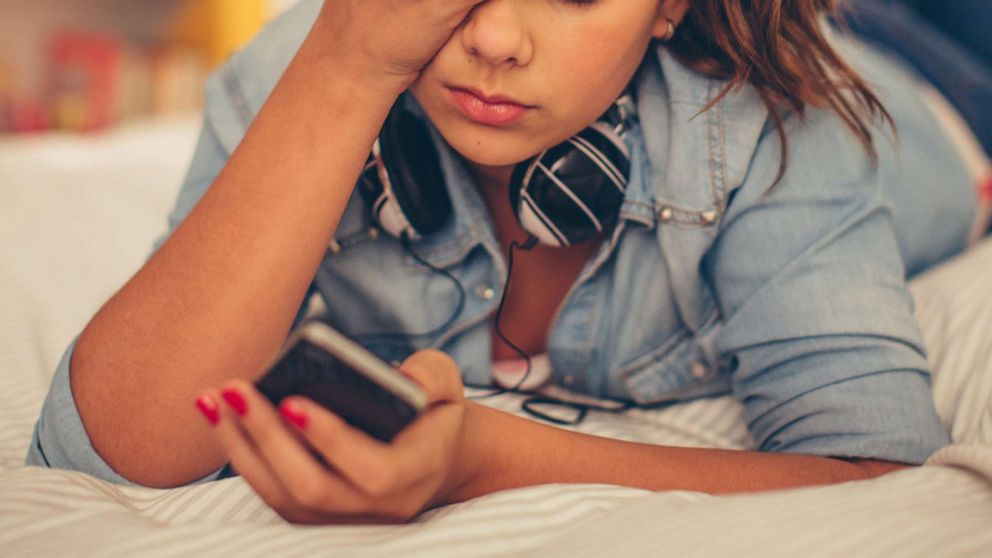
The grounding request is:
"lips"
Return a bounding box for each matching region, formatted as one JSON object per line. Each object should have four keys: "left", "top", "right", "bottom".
{"left": 453, "top": 85, "right": 531, "bottom": 107}
{"left": 445, "top": 85, "right": 535, "bottom": 126}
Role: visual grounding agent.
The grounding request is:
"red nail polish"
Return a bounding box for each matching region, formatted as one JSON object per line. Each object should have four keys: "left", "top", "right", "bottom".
{"left": 221, "top": 388, "right": 248, "bottom": 416}
{"left": 280, "top": 402, "right": 308, "bottom": 430}
{"left": 195, "top": 395, "right": 220, "bottom": 425}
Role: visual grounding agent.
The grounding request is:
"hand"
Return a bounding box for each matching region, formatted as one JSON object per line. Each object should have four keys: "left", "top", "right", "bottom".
{"left": 310, "top": 0, "right": 485, "bottom": 90}
{"left": 194, "top": 349, "right": 470, "bottom": 525}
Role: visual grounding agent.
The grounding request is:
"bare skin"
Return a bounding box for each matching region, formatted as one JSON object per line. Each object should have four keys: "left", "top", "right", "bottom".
{"left": 68, "top": 0, "right": 910, "bottom": 523}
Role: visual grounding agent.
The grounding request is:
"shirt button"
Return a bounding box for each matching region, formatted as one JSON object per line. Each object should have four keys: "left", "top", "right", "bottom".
{"left": 563, "top": 374, "right": 575, "bottom": 386}
{"left": 691, "top": 361, "right": 710, "bottom": 380}
{"left": 475, "top": 284, "right": 496, "bottom": 300}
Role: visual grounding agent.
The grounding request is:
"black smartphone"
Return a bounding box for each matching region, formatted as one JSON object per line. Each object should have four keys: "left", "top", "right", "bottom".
{"left": 255, "top": 320, "right": 428, "bottom": 442}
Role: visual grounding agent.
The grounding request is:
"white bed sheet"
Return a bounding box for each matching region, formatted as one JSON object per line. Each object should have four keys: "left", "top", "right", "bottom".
{"left": 1, "top": 117, "right": 990, "bottom": 557}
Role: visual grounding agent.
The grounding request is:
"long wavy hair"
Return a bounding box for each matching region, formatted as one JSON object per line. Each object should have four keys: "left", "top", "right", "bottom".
{"left": 667, "top": 0, "right": 892, "bottom": 184}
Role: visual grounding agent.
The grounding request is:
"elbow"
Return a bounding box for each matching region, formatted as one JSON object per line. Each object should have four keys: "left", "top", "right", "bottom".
{"left": 50, "top": 339, "right": 227, "bottom": 489}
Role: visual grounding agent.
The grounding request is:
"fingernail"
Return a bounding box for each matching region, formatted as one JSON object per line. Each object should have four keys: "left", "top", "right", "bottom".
{"left": 220, "top": 388, "right": 248, "bottom": 417}
{"left": 279, "top": 401, "right": 308, "bottom": 430}
{"left": 195, "top": 395, "right": 220, "bottom": 425}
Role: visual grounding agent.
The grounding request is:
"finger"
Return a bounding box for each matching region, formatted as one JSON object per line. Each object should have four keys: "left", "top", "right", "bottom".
{"left": 197, "top": 389, "right": 299, "bottom": 512}
{"left": 280, "top": 395, "right": 425, "bottom": 497}
{"left": 216, "top": 381, "right": 370, "bottom": 514}
{"left": 196, "top": 391, "right": 412, "bottom": 525}
{"left": 397, "top": 349, "right": 464, "bottom": 405}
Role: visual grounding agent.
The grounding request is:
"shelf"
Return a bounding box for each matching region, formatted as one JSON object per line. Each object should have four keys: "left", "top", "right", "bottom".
{"left": 1, "top": 0, "right": 287, "bottom": 133}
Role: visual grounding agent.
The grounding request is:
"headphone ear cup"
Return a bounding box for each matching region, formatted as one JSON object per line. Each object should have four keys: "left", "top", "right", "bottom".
{"left": 510, "top": 124, "right": 629, "bottom": 247}
{"left": 370, "top": 103, "right": 452, "bottom": 239}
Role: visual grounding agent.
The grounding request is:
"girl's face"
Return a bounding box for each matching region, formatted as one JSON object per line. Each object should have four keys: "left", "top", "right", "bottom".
{"left": 409, "top": 0, "right": 677, "bottom": 170}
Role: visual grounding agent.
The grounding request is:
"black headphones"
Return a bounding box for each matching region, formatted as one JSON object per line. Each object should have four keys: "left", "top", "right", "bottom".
{"left": 348, "top": 92, "right": 639, "bottom": 417}
{"left": 357, "top": 93, "right": 637, "bottom": 248}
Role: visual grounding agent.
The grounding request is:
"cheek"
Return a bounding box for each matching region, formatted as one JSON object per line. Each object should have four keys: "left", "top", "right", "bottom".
{"left": 547, "top": 23, "right": 651, "bottom": 117}
{"left": 556, "top": 19, "right": 651, "bottom": 84}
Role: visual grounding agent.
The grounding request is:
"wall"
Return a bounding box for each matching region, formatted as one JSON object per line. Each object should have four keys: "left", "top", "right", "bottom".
{"left": 0, "top": 0, "right": 303, "bottom": 97}
{"left": 0, "top": 0, "right": 178, "bottom": 98}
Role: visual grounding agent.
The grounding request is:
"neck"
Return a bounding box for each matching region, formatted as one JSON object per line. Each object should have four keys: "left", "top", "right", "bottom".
{"left": 468, "top": 161, "right": 515, "bottom": 192}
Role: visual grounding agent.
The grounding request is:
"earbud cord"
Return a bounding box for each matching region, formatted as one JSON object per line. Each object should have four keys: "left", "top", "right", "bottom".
{"left": 465, "top": 236, "right": 539, "bottom": 400}
{"left": 349, "top": 231, "right": 536, "bottom": 397}
{"left": 350, "top": 232, "right": 467, "bottom": 344}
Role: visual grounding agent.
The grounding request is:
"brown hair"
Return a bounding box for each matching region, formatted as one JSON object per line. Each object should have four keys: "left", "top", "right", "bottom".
{"left": 667, "top": 0, "right": 893, "bottom": 184}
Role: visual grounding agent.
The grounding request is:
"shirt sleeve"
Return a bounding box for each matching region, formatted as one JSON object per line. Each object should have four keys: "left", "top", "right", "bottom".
{"left": 704, "top": 110, "right": 951, "bottom": 465}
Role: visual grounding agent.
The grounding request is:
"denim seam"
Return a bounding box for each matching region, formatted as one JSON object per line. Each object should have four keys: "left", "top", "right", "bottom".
{"left": 430, "top": 234, "right": 507, "bottom": 351}
{"left": 715, "top": 96, "right": 730, "bottom": 208}
{"left": 578, "top": 224, "right": 625, "bottom": 392}
{"left": 221, "top": 66, "right": 254, "bottom": 129}
{"left": 615, "top": 327, "right": 691, "bottom": 380}
{"left": 402, "top": 229, "right": 487, "bottom": 269}
{"left": 653, "top": 84, "right": 726, "bottom": 227}
{"left": 705, "top": 83, "right": 729, "bottom": 213}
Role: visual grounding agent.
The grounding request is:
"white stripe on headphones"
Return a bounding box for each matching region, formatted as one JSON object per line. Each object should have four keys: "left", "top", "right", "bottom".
{"left": 520, "top": 190, "right": 568, "bottom": 247}
{"left": 567, "top": 135, "right": 626, "bottom": 193}
{"left": 536, "top": 162, "right": 603, "bottom": 232}
{"left": 589, "top": 121, "right": 631, "bottom": 157}
{"left": 372, "top": 139, "right": 420, "bottom": 241}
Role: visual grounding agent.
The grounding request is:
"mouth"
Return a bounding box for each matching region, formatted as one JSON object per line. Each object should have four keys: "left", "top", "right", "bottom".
{"left": 444, "top": 85, "right": 536, "bottom": 127}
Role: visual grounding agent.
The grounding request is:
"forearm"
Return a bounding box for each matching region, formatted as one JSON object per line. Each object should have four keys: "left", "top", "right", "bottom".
{"left": 446, "top": 403, "right": 909, "bottom": 503}
{"left": 73, "top": 26, "right": 402, "bottom": 488}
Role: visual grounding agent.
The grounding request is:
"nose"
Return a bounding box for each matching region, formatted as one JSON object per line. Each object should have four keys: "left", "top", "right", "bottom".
{"left": 459, "top": 1, "right": 533, "bottom": 67}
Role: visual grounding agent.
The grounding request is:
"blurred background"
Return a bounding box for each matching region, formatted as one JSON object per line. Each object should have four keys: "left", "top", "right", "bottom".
{"left": 0, "top": 0, "right": 301, "bottom": 135}
{"left": 0, "top": 0, "right": 301, "bottom": 374}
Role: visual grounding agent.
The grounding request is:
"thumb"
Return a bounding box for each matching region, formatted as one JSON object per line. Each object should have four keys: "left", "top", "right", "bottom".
{"left": 396, "top": 349, "right": 464, "bottom": 405}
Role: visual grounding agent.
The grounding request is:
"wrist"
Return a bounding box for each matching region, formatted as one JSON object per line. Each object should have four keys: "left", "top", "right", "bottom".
{"left": 434, "top": 402, "right": 493, "bottom": 507}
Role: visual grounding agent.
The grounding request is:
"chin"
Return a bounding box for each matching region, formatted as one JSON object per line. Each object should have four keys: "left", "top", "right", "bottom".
{"left": 453, "top": 145, "right": 531, "bottom": 167}
{"left": 440, "top": 126, "right": 545, "bottom": 168}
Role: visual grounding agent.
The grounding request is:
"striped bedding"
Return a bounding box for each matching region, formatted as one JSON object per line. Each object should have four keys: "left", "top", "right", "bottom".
{"left": 1, "top": 118, "right": 991, "bottom": 557}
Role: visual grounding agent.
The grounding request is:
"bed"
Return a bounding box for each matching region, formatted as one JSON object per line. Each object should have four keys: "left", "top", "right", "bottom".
{"left": 1, "top": 116, "right": 991, "bottom": 557}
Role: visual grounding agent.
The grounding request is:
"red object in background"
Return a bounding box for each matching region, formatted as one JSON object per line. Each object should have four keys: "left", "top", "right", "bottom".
{"left": 980, "top": 175, "right": 992, "bottom": 203}
{"left": 48, "top": 31, "right": 122, "bottom": 132}
{"left": 9, "top": 99, "right": 50, "bottom": 133}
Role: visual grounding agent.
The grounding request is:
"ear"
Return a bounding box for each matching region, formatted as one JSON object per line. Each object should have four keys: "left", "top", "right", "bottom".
{"left": 651, "top": 0, "right": 690, "bottom": 39}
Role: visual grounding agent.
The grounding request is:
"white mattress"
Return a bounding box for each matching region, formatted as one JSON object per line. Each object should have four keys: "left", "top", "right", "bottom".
{"left": 1, "top": 117, "right": 991, "bottom": 557}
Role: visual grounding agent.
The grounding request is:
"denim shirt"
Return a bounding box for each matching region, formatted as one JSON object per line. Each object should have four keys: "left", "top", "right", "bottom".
{"left": 29, "top": 0, "right": 974, "bottom": 485}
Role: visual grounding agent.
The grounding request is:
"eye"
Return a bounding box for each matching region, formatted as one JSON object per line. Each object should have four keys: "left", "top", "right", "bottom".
{"left": 560, "top": 0, "right": 598, "bottom": 6}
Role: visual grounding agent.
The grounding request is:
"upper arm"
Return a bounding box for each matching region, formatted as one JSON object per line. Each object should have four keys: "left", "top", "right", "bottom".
{"left": 705, "top": 112, "right": 949, "bottom": 464}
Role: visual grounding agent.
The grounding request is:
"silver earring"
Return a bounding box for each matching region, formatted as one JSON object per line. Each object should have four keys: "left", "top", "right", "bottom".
{"left": 659, "top": 18, "right": 676, "bottom": 42}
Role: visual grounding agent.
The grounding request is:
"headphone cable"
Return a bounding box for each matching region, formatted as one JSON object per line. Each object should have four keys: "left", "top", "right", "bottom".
{"left": 466, "top": 236, "right": 538, "bottom": 400}
{"left": 349, "top": 232, "right": 467, "bottom": 345}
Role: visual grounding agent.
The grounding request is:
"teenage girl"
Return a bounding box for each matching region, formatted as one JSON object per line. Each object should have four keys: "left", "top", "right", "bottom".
{"left": 29, "top": 0, "right": 991, "bottom": 525}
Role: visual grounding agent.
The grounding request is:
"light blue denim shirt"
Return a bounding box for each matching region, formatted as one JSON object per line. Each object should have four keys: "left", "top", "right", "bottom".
{"left": 28, "top": 0, "right": 975, "bottom": 485}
